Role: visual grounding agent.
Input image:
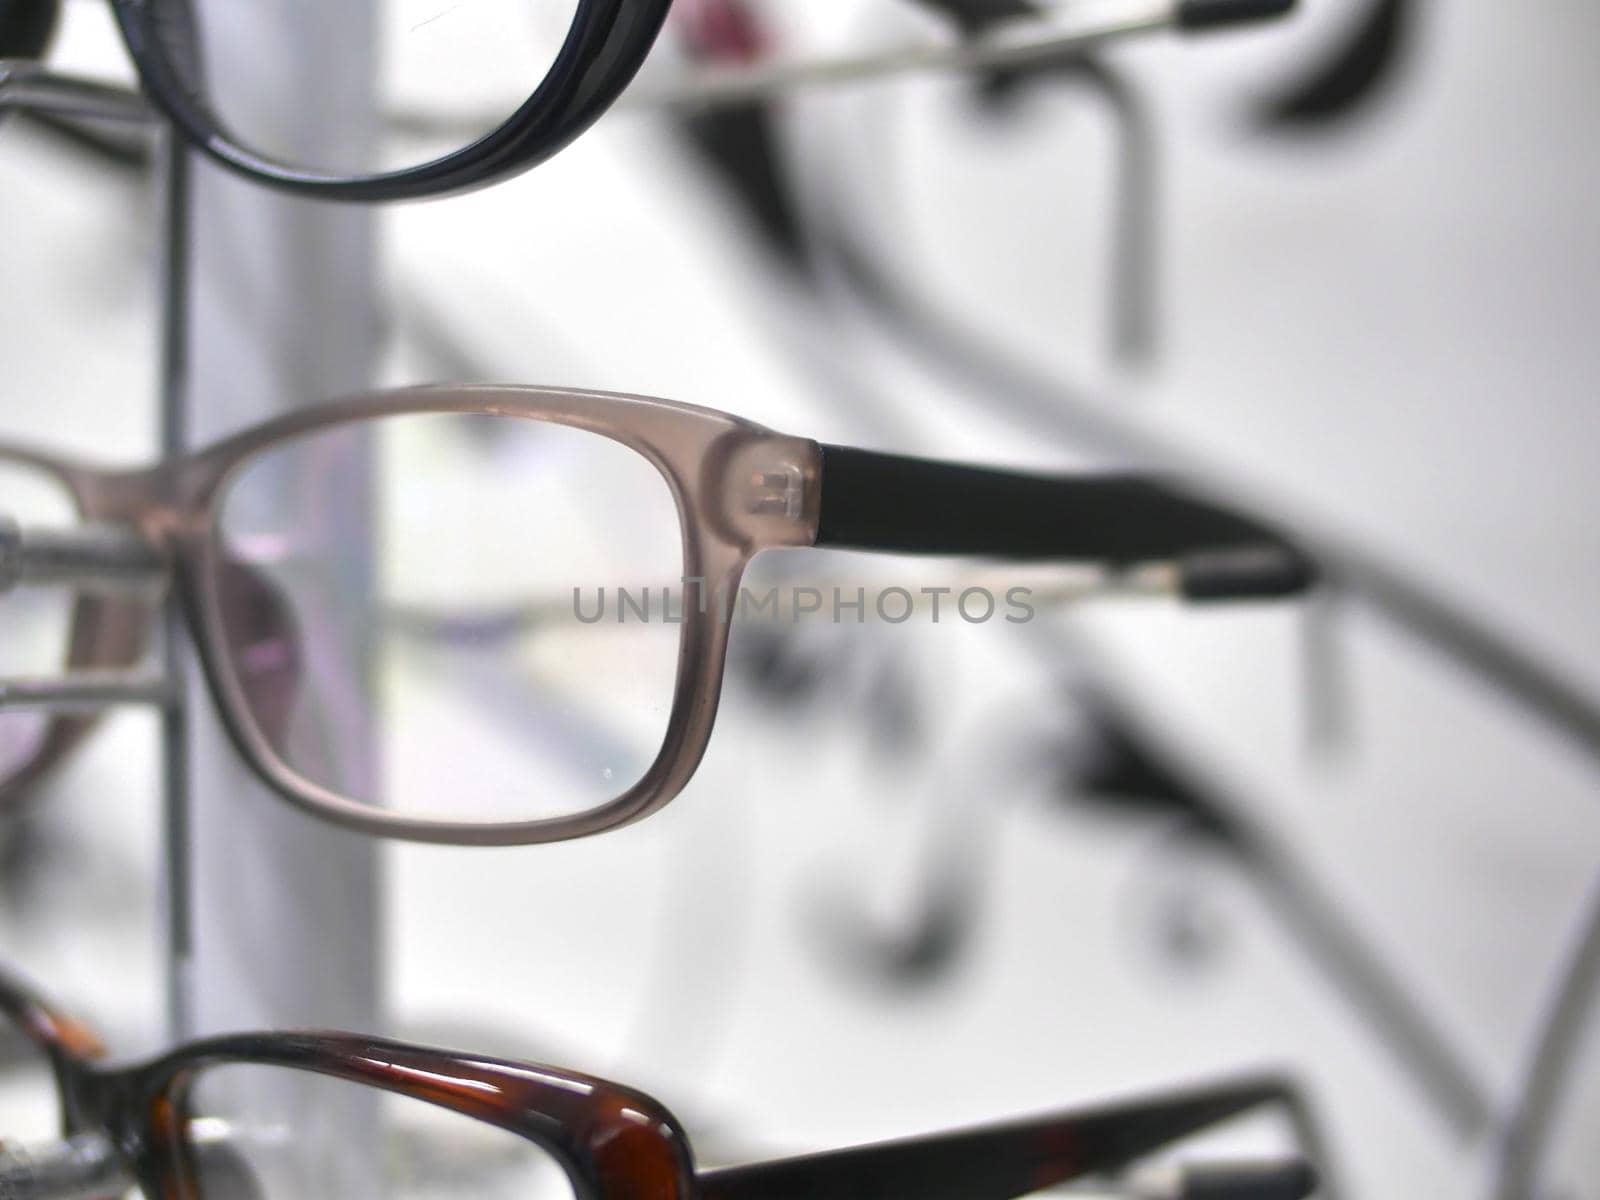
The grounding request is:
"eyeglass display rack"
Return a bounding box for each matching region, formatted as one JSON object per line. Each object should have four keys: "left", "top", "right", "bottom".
{"left": 151, "top": 0, "right": 383, "bottom": 1159}
{"left": 3, "top": 2, "right": 1597, "bottom": 1197}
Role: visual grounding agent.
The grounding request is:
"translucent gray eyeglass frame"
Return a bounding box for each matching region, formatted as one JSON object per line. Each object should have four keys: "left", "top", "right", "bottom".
{"left": 0, "top": 385, "right": 1311, "bottom": 846}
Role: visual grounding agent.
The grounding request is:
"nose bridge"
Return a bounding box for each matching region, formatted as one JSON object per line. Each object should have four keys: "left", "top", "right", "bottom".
{"left": 81, "top": 464, "right": 182, "bottom": 541}
{"left": 70, "top": 461, "right": 226, "bottom": 584}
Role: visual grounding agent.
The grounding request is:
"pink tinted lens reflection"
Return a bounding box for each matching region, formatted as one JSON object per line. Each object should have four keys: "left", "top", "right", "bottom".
{"left": 213, "top": 412, "right": 685, "bottom": 825}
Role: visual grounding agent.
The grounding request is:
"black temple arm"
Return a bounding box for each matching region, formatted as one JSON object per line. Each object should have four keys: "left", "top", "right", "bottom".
{"left": 814, "top": 445, "right": 1315, "bottom": 598}
{"left": 697, "top": 1076, "right": 1303, "bottom": 1200}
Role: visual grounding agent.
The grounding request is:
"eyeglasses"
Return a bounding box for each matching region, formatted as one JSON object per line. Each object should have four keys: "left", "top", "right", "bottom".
{"left": 0, "top": 961, "right": 1322, "bottom": 1200}
{"left": 0, "top": 386, "right": 1313, "bottom": 845}
{"left": 0, "top": 0, "right": 1295, "bottom": 200}
{"left": 0, "top": 387, "right": 1313, "bottom": 845}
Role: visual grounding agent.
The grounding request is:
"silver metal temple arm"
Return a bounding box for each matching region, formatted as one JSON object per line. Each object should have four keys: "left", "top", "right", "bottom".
{"left": 0, "top": 517, "right": 168, "bottom": 595}
{"left": 0, "top": 1133, "right": 135, "bottom": 1200}
{"left": 0, "top": 60, "right": 155, "bottom": 123}
{"left": 382, "top": 563, "right": 1181, "bottom": 644}
{"left": 384, "top": 547, "right": 1310, "bottom": 645}
{"left": 390, "top": 0, "right": 1290, "bottom": 139}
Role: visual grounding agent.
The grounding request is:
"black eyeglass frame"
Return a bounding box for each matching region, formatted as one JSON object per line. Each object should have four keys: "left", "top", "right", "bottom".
{"left": 5, "top": 0, "right": 671, "bottom": 201}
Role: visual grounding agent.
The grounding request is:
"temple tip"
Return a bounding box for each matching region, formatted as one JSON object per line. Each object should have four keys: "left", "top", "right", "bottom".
{"left": 1177, "top": 0, "right": 1298, "bottom": 31}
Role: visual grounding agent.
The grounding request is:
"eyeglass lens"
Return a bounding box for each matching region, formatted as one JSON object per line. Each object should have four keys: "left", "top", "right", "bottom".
{"left": 213, "top": 412, "right": 684, "bottom": 825}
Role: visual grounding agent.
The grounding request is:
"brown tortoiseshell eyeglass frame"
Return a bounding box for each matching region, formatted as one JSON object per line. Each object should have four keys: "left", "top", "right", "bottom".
{"left": 0, "top": 385, "right": 1312, "bottom": 846}
{"left": 0, "top": 962, "right": 1324, "bottom": 1200}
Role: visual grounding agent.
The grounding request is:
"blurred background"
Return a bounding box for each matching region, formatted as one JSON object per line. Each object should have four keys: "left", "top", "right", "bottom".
{"left": 1, "top": 0, "right": 1598, "bottom": 1196}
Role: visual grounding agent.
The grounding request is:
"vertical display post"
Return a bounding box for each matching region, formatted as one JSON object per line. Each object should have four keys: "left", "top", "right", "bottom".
{"left": 159, "top": 2, "right": 382, "bottom": 1048}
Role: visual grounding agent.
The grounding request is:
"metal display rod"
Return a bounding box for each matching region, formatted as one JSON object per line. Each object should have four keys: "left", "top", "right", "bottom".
{"left": 154, "top": 0, "right": 382, "bottom": 1055}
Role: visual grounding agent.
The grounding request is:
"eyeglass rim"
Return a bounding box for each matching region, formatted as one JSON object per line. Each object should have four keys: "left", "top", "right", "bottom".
{"left": 102, "top": 0, "right": 671, "bottom": 201}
